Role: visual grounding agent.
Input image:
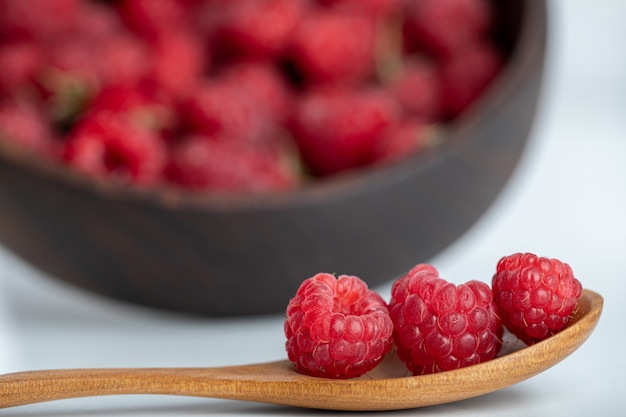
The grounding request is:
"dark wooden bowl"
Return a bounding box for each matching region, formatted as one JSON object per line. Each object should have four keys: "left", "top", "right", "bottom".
{"left": 0, "top": 0, "right": 546, "bottom": 316}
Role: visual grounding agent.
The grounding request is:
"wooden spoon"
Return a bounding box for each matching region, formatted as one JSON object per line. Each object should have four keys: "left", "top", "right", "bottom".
{"left": 0, "top": 289, "right": 602, "bottom": 412}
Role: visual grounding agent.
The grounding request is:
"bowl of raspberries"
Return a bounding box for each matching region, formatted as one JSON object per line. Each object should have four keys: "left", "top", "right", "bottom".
{"left": 0, "top": 0, "right": 547, "bottom": 315}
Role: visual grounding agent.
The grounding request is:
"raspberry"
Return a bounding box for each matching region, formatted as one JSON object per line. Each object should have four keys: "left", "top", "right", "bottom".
{"left": 96, "top": 33, "right": 150, "bottom": 87}
{"left": 316, "top": 0, "right": 402, "bottom": 19}
{"left": 41, "top": 39, "right": 99, "bottom": 95}
{"left": 69, "top": 1, "right": 122, "bottom": 41}
{"left": 389, "top": 57, "right": 440, "bottom": 121}
{"left": 144, "top": 29, "right": 206, "bottom": 101}
{"left": 289, "top": 87, "right": 401, "bottom": 176}
{"left": 288, "top": 10, "right": 377, "bottom": 85}
{"left": 117, "top": 0, "right": 189, "bottom": 39}
{"left": 62, "top": 111, "right": 167, "bottom": 186}
{"left": 492, "top": 253, "right": 583, "bottom": 345}
{"left": 389, "top": 264, "right": 502, "bottom": 375}
{"left": 188, "top": 0, "right": 230, "bottom": 42}
{"left": 37, "top": 39, "right": 102, "bottom": 123}
{"left": 0, "top": 40, "right": 43, "bottom": 99}
{"left": 371, "top": 119, "right": 429, "bottom": 164}
{"left": 0, "top": 100, "right": 56, "bottom": 157}
{"left": 165, "top": 135, "right": 300, "bottom": 193}
{"left": 403, "top": 0, "right": 492, "bottom": 58}
{"left": 219, "top": 62, "right": 294, "bottom": 125}
{"left": 182, "top": 81, "right": 271, "bottom": 144}
{"left": 0, "top": 0, "right": 82, "bottom": 41}
{"left": 438, "top": 40, "right": 503, "bottom": 118}
{"left": 213, "top": 0, "right": 307, "bottom": 60}
{"left": 284, "top": 273, "right": 394, "bottom": 379}
{"left": 87, "top": 84, "right": 176, "bottom": 135}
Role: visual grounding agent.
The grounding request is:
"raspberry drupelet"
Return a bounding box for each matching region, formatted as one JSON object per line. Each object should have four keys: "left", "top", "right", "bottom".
{"left": 284, "top": 273, "right": 394, "bottom": 379}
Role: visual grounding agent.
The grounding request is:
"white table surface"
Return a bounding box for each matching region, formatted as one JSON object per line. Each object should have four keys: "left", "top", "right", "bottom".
{"left": 1, "top": 1, "right": 625, "bottom": 415}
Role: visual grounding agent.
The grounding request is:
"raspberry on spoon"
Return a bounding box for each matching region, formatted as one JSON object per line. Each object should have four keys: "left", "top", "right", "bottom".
{"left": 492, "top": 253, "right": 583, "bottom": 345}
{"left": 389, "top": 264, "right": 502, "bottom": 375}
{"left": 284, "top": 273, "right": 394, "bottom": 379}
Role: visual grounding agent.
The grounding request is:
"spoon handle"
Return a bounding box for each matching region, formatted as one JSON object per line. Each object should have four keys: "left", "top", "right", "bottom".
{"left": 0, "top": 361, "right": 292, "bottom": 409}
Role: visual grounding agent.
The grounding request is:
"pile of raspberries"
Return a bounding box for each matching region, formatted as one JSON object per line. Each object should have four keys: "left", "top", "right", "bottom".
{"left": 285, "top": 253, "right": 583, "bottom": 378}
{"left": 0, "top": 0, "right": 503, "bottom": 194}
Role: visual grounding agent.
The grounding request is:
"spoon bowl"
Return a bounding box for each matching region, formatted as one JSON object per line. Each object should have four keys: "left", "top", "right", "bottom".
{"left": 0, "top": 289, "right": 602, "bottom": 411}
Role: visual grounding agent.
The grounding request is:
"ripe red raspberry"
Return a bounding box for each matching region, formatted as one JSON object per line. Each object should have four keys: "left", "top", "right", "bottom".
{"left": 117, "top": 0, "right": 190, "bottom": 39}
{"left": 68, "top": 0, "right": 122, "bottom": 41}
{"left": 284, "top": 273, "right": 394, "bottom": 379}
{"left": 0, "top": 0, "right": 82, "bottom": 41}
{"left": 492, "top": 253, "right": 583, "bottom": 345}
{"left": 96, "top": 33, "right": 150, "bottom": 87}
{"left": 289, "top": 87, "right": 401, "bottom": 176}
{"left": 0, "top": 40, "right": 43, "bottom": 99}
{"left": 40, "top": 39, "right": 99, "bottom": 94}
{"left": 371, "top": 119, "right": 429, "bottom": 164}
{"left": 288, "top": 10, "right": 377, "bottom": 85}
{"left": 87, "top": 84, "right": 177, "bottom": 135}
{"left": 36, "top": 39, "right": 103, "bottom": 123}
{"left": 389, "top": 264, "right": 502, "bottom": 375}
{"left": 389, "top": 57, "right": 440, "bottom": 121}
{"left": 182, "top": 81, "right": 271, "bottom": 145}
{"left": 219, "top": 62, "right": 294, "bottom": 125}
{"left": 403, "top": 0, "right": 492, "bottom": 58}
{"left": 144, "top": 29, "right": 206, "bottom": 102}
{"left": 0, "top": 100, "right": 56, "bottom": 157}
{"left": 438, "top": 41, "right": 503, "bottom": 118}
{"left": 165, "top": 135, "right": 300, "bottom": 193}
{"left": 316, "top": 0, "right": 402, "bottom": 19}
{"left": 62, "top": 111, "right": 167, "bottom": 186}
{"left": 213, "top": 0, "right": 307, "bottom": 60}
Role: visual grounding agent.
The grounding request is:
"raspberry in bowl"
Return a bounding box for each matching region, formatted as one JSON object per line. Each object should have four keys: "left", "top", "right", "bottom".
{"left": 0, "top": 0, "right": 547, "bottom": 315}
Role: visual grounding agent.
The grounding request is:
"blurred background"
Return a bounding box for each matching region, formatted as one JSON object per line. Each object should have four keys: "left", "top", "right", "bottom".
{"left": 0, "top": 0, "right": 625, "bottom": 415}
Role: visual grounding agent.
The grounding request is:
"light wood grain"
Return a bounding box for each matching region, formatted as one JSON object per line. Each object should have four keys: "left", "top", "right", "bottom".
{"left": 0, "top": 289, "right": 602, "bottom": 411}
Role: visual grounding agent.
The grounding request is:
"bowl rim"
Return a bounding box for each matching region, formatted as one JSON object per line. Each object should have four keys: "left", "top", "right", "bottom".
{"left": 0, "top": 0, "right": 547, "bottom": 213}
